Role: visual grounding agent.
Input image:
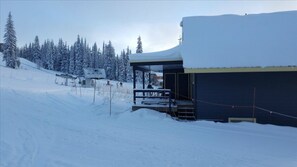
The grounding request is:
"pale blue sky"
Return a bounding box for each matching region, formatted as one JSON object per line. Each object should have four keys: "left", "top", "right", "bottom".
{"left": 1, "top": 0, "right": 296, "bottom": 54}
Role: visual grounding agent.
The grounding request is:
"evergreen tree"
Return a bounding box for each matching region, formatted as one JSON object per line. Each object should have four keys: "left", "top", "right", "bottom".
{"left": 33, "top": 36, "right": 42, "bottom": 68}
{"left": 59, "top": 39, "right": 69, "bottom": 73}
{"left": 136, "top": 36, "right": 143, "bottom": 53}
{"left": 103, "top": 41, "right": 116, "bottom": 80}
{"left": 82, "top": 38, "right": 90, "bottom": 70}
{"left": 118, "top": 50, "right": 126, "bottom": 82}
{"left": 136, "top": 36, "right": 144, "bottom": 83}
{"left": 75, "top": 35, "right": 83, "bottom": 76}
{"left": 28, "top": 43, "right": 33, "bottom": 62}
{"left": 3, "top": 12, "right": 19, "bottom": 68}
{"left": 42, "top": 40, "right": 54, "bottom": 70}
{"left": 115, "top": 55, "right": 120, "bottom": 81}
{"left": 91, "top": 43, "right": 101, "bottom": 69}
{"left": 126, "top": 46, "right": 132, "bottom": 82}
{"left": 69, "top": 46, "right": 75, "bottom": 74}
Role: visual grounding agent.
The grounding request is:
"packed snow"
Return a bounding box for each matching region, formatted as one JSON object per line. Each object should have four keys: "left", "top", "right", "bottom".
{"left": 181, "top": 11, "right": 297, "bottom": 68}
{"left": 1, "top": 55, "right": 297, "bottom": 167}
{"left": 129, "top": 45, "right": 182, "bottom": 63}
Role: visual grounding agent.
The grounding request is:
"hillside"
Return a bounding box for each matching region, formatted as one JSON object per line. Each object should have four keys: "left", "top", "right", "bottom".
{"left": 1, "top": 55, "right": 297, "bottom": 167}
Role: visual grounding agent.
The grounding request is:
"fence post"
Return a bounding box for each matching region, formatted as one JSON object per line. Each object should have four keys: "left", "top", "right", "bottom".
{"left": 252, "top": 87, "right": 256, "bottom": 119}
{"left": 110, "top": 84, "right": 112, "bottom": 116}
{"left": 93, "top": 79, "right": 96, "bottom": 103}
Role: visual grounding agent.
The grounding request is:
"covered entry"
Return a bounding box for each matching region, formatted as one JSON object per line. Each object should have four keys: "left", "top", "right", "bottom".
{"left": 129, "top": 46, "right": 196, "bottom": 119}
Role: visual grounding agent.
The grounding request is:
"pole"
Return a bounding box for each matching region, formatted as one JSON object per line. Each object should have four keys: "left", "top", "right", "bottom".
{"left": 109, "top": 85, "right": 112, "bottom": 116}
{"left": 252, "top": 87, "right": 256, "bottom": 119}
{"left": 93, "top": 79, "right": 96, "bottom": 103}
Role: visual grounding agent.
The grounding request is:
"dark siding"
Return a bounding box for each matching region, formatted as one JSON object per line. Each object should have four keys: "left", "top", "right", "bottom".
{"left": 164, "top": 73, "right": 176, "bottom": 99}
{"left": 178, "top": 74, "right": 190, "bottom": 100}
{"left": 195, "top": 72, "right": 297, "bottom": 127}
{"left": 164, "top": 68, "right": 192, "bottom": 100}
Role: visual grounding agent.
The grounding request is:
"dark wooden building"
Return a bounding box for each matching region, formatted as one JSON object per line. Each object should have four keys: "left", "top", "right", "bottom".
{"left": 129, "top": 11, "right": 297, "bottom": 127}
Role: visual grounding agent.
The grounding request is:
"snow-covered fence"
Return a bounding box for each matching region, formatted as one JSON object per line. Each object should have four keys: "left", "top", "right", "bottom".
{"left": 96, "top": 82, "right": 133, "bottom": 101}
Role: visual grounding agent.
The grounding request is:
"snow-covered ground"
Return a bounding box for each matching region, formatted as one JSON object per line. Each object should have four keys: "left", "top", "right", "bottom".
{"left": 1, "top": 56, "right": 297, "bottom": 167}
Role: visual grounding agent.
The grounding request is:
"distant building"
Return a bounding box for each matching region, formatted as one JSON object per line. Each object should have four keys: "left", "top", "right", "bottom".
{"left": 82, "top": 68, "right": 106, "bottom": 87}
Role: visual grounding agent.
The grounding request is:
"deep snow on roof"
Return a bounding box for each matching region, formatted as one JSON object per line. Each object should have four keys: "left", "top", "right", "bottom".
{"left": 129, "top": 45, "right": 182, "bottom": 63}
{"left": 181, "top": 11, "right": 297, "bottom": 69}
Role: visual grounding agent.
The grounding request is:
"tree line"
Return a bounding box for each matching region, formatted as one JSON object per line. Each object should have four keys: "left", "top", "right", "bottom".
{"left": 18, "top": 36, "right": 135, "bottom": 82}
{"left": 3, "top": 12, "right": 144, "bottom": 83}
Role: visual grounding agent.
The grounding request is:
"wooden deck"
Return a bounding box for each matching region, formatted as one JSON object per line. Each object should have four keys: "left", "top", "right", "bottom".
{"left": 132, "top": 98, "right": 196, "bottom": 120}
{"left": 132, "top": 104, "right": 178, "bottom": 113}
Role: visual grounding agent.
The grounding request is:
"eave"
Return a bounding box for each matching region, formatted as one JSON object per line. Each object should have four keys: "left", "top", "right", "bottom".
{"left": 184, "top": 66, "right": 297, "bottom": 73}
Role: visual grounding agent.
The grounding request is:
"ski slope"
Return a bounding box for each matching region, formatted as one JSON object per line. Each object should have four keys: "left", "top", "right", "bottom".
{"left": 1, "top": 55, "right": 297, "bottom": 167}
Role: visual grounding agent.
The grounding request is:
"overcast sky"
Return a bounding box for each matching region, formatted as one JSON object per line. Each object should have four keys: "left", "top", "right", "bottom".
{"left": 1, "top": 0, "right": 296, "bottom": 54}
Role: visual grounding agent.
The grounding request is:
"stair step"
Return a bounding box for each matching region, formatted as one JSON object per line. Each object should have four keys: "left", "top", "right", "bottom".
{"left": 178, "top": 111, "right": 195, "bottom": 114}
{"left": 178, "top": 108, "right": 195, "bottom": 110}
{"left": 178, "top": 115, "right": 196, "bottom": 119}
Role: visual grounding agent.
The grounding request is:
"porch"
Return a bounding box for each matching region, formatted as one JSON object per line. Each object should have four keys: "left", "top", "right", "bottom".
{"left": 132, "top": 89, "right": 195, "bottom": 120}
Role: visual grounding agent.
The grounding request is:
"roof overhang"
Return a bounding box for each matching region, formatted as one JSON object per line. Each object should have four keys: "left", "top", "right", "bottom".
{"left": 129, "top": 45, "right": 182, "bottom": 64}
{"left": 184, "top": 66, "right": 297, "bottom": 73}
{"left": 131, "top": 60, "right": 183, "bottom": 72}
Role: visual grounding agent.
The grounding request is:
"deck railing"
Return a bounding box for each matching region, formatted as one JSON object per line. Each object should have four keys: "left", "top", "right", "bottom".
{"left": 133, "top": 89, "right": 172, "bottom": 113}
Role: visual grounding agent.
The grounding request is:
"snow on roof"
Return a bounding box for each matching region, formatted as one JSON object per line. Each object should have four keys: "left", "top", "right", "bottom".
{"left": 181, "top": 11, "right": 297, "bottom": 69}
{"left": 129, "top": 45, "right": 182, "bottom": 63}
{"left": 83, "top": 68, "right": 106, "bottom": 79}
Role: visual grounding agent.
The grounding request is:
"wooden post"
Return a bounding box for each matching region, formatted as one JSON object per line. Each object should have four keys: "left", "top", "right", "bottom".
{"left": 133, "top": 90, "right": 136, "bottom": 104}
{"left": 142, "top": 71, "right": 145, "bottom": 89}
{"left": 142, "top": 71, "right": 145, "bottom": 97}
{"left": 133, "top": 67, "right": 136, "bottom": 104}
{"left": 109, "top": 85, "right": 111, "bottom": 116}
{"left": 93, "top": 79, "right": 96, "bottom": 103}
{"left": 252, "top": 87, "right": 256, "bottom": 119}
{"left": 133, "top": 67, "right": 136, "bottom": 89}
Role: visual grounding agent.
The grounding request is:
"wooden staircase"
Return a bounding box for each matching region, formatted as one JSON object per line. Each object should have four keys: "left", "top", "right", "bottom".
{"left": 176, "top": 100, "right": 196, "bottom": 120}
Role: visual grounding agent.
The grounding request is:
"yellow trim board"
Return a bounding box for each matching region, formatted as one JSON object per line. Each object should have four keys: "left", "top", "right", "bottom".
{"left": 184, "top": 67, "right": 297, "bottom": 73}
{"left": 228, "top": 117, "right": 256, "bottom": 123}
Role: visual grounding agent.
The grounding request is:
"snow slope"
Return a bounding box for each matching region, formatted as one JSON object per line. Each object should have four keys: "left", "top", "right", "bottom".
{"left": 1, "top": 55, "right": 297, "bottom": 167}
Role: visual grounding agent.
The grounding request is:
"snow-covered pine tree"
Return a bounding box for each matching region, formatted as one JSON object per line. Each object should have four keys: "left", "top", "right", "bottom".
{"left": 103, "top": 41, "right": 116, "bottom": 80}
{"left": 28, "top": 43, "right": 33, "bottom": 62}
{"left": 82, "top": 38, "right": 90, "bottom": 70}
{"left": 126, "top": 46, "right": 132, "bottom": 82}
{"left": 91, "top": 43, "right": 101, "bottom": 69}
{"left": 136, "top": 36, "right": 143, "bottom": 53}
{"left": 118, "top": 50, "right": 126, "bottom": 82}
{"left": 115, "top": 55, "right": 120, "bottom": 81}
{"left": 33, "top": 36, "right": 42, "bottom": 68}
{"left": 60, "top": 39, "right": 69, "bottom": 73}
{"left": 135, "top": 36, "right": 144, "bottom": 83}
{"left": 3, "top": 12, "right": 19, "bottom": 68}
{"left": 40, "top": 41, "right": 46, "bottom": 68}
{"left": 43, "top": 40, "right": 54, "bottom": 70}
{"left": 75, "top": 36, "right": 83, "bottom": 76}
{"left": 51, "top": 40, "right": 58, "bottom": 71}
{"left": 69, "top": 46, "right": 75, "bottom": 74}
